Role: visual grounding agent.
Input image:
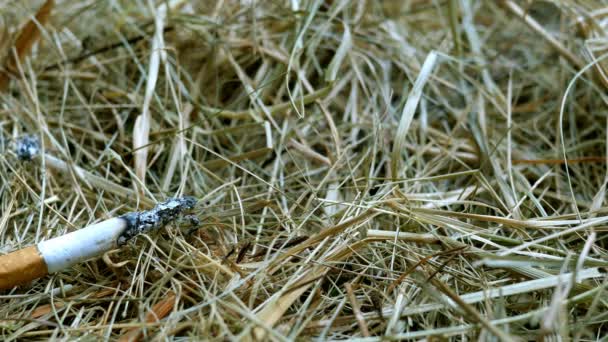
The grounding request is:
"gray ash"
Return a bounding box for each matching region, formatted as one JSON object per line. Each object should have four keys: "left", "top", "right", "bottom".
{"left": 118, "top": 196, "right": 198, "bottom": 245}
{"left": 14, "top": 135, "right": 40, "bottom": 161}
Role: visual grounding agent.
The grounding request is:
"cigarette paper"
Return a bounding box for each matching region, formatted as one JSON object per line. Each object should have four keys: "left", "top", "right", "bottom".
{"left": 37, "top": 217, "right": 128, "bottom": 273}
{"left": 0, "top": 246, "right": 48, "bottom": 290}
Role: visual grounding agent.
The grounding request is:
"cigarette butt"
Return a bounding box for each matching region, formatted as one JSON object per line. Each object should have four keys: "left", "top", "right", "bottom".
{"left": 0, "top": 217, "right": 126, "bottom": 290}
{"left": 0, "top": 197, "right": 196, "bottom": 290}
{"left": 0, "top": 246, "right": 48, "bottom": 290}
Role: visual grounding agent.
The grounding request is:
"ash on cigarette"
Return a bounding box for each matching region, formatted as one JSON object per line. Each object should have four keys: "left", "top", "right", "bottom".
{"left": 14, "top": 135, "right": 40, "bottom": 161}
{"left": 118, "top": 196, "right": 198, "bottom": 245}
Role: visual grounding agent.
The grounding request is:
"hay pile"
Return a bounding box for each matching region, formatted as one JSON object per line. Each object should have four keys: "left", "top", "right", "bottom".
{"left": 1, "top": 0, "right": 608, "bottom": 340}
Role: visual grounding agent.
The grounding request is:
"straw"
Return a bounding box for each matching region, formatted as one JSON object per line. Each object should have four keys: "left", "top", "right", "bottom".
{"left": 1, "top": 1, "right": 607, "bottom": 340}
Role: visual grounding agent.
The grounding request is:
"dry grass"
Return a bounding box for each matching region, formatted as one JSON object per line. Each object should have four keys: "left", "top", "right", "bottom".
{"left": 1, "top": 0, "right": 608, "bottom": 340}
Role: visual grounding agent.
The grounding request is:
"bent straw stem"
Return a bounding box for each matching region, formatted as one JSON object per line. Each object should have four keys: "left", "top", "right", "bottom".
{"left": 43, "top": 153, "right": 155, "bottom": 206}
{"left": 13, "top": 135, "right": 155, "bottom": 205}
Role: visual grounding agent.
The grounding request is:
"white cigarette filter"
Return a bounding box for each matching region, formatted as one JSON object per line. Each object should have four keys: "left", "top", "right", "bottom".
{"left": 37, "top": 217, "right": 127, "bottom": 273}
{"left": 0, "top": 197, "right": 197, "bottom": 290}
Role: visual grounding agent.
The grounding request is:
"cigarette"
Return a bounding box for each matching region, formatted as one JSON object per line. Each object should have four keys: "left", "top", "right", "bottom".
{"left": 0, "top": 196, "right": 197, "bottom": 290}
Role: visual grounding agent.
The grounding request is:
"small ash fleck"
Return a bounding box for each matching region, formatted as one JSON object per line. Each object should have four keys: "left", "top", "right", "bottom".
{"left": 14, "top": 135, "right": 40, "bottom": 161}
{"left": 118, "top": 196, "right": 197, "bottom": 245}
{"left": 182, "top": 214, "right": 201, "bottom": 227}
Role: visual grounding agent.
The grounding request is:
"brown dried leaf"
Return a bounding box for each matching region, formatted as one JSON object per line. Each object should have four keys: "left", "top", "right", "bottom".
{"left": 0, "top": 16, "right": 9, "bottom": 60}
{"left": 0, "top": 0, "right": 54, "bottom": 91}
{"left": 30, "top": 302, "right": 64, "bottom": 319}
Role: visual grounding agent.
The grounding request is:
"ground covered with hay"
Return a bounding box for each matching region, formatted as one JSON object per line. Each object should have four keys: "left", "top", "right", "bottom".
{"left": 1, "top": 0, "right": 608, "bottom": 340}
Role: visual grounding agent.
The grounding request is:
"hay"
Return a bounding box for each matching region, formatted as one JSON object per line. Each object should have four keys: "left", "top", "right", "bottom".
{"left": 1, "top": 0, "right": 608, "bottom": 340}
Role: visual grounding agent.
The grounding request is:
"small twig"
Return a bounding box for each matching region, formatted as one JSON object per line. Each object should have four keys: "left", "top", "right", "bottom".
{"left": 200, "top": 86, "right": 332, "bottom": 120}
{"left": 513, "top": 156, "right": 607, "bottom": 165}
{"left": 289, "top": 139, "right": 331, "bottom": 166}
{"left": 428, "top": 274, "right": 517, "bottom": 342}
{"left": 386, "top": 246, "right": 467, "bottom": 296}
{"left": 345, "top": 283, "right": 370, "bottom": 337}
{"left": 43, "top": 26, "right": 174, "bottom": 71}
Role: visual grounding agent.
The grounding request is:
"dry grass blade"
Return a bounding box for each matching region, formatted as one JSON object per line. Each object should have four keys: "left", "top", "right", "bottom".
{"left": 199, "top": 86, "right": 332, "bottom": 120}
{"left": 427, "top": 275, "right": 516, "bottom": 341}
{"left": 325, "top": 22, "right": 351, "bottom": 83}
{"left": 499, "top": 0, "right": 584, "bottom": 69}
{"left": 269, "top": 210, "right": 377, "bottom": 269}
{"left": 252, "top": 238, "right": 378, "bottom": 341}
{"left": 391, "top": 51, "right": 438, "bottom": 178}
{"left": 133, "top": 1, "right": 169, "bottom": 188}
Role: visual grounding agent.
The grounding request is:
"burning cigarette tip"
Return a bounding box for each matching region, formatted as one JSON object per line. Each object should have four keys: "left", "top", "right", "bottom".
{"left": 118, "top": 196, "right": 198, "bottom": 245}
